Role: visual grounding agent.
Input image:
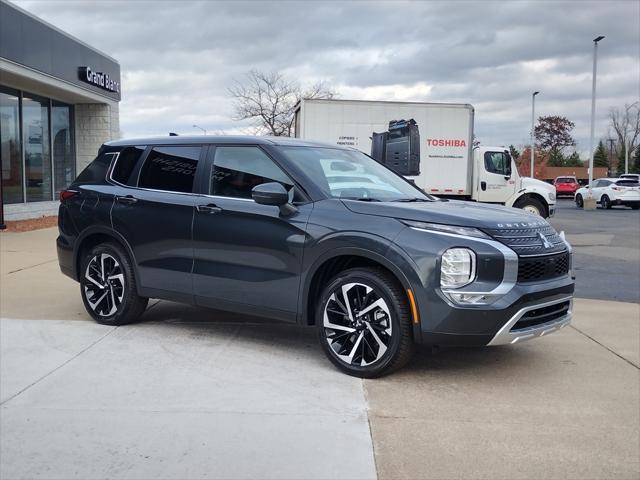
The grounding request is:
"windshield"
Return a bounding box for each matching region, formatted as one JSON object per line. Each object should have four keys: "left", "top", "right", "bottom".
{"left": 278, "top": 146, "right": 433, "bottom": 202}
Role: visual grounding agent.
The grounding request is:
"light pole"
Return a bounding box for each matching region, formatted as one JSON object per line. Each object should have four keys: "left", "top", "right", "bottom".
{"left": 530, "top": 91, "right": 539, "bottom": 178}
{"left": 193, "top": 124, "right": 207, "bottom": 135}
{"left": 623, "top": 101, "right": 639, "bottom": 174}
{"left": 586, "top": 35, "right": 605, "bottom": 208}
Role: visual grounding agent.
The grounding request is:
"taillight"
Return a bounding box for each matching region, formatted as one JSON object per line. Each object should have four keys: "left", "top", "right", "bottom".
{"left": 59, "top": 190, "right": 78, "bottom": 201}
{"left": 611, "top": 186, "right": 622, "bottom": 191}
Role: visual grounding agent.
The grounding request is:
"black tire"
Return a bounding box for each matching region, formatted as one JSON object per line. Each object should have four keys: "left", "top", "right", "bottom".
{"left": 79, "top": 242, "right": 148, "bottom": 325}
{"left": 514, "top": 196, "right": 547, "bottom": 217}
{"left": 316, "top": 267, "right": 414, "bottom": 378}
{"left": 575, "top": 194, "right": 583, "bottom": 208}
{"left": 601, "top": 195, "right": 612, "bottom": 209}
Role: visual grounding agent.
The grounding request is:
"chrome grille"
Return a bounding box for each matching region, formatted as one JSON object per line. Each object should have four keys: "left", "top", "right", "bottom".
{"left": 485, "top": 224, "right": 567, "bottom": 256}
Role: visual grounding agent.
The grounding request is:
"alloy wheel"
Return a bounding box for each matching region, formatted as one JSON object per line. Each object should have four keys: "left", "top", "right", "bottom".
{"left": 83, "top": 253, "right": 125, "bottom": 317}
{"left": 322, "top": 282, "right": 392, "bottom": 367}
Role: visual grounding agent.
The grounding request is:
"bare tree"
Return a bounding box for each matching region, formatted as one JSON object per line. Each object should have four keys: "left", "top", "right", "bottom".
{"left": 228, "top": 70, "right": 336, "bottom": 136}
{"left": 608, "top": 103, "right": 640, "bottom": 163}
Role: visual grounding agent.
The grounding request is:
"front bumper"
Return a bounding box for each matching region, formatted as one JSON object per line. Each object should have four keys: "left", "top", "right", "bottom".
{"left": 487, "top": 296, "right": 572, "bottom": 345}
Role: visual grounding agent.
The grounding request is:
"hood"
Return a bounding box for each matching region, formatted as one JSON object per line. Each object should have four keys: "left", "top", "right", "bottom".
{"left": 341, "top": 199, "right": 550, "bottom": 230}
{"left": 521, "top": 177, "right": 555, "bottom": 193}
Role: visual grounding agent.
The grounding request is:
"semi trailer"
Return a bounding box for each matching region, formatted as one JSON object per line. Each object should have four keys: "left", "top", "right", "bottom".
{"left": 293, "top": 99, "right": 556, "bottom": 217}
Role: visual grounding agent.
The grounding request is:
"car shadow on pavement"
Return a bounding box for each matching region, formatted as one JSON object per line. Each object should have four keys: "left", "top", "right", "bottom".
{"left": 135, "top": 300, "right": 534, "bottom": 376}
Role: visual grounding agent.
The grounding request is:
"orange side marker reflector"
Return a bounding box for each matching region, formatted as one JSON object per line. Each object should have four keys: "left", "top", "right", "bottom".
{"left": 407, "top": 289, "right": 419, "bottom": 324}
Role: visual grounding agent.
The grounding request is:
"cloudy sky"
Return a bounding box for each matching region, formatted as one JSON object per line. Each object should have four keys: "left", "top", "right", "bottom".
{"left": 16, "top": 0, "right": 640, "bottom": 156}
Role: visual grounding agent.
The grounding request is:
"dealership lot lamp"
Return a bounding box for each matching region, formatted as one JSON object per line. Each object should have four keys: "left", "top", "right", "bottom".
{"left": 587, "top": 36, "right": 605, "bottom": 203}
{"left": 530, "top": 91, "right": 539, "bottom": 178}
{"left": 193, "top": 124, "right": 207, "bottom": 135}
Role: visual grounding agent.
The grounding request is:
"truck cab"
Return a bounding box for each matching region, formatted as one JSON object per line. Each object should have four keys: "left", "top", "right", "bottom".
{"left": 472, "top": 146, "right": 556, "bottom": 217}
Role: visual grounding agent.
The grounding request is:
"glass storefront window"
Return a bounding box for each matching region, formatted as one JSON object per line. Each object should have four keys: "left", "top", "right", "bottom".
{"left": 1, "top": 86, "right": 76, "bottom": 206}
{"left": 52, "top": 102, "right": 75, "bottom": 195}
{"left": 23, "top": 93, "right": 51, "bottom": 202}
{"left": 0, "top": 86, "right": 23, "bottom": 204}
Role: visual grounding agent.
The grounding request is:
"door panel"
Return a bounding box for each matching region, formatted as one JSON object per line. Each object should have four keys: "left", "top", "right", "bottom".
{"left": 192, "top": 197, "right": 311, "bottom": 314}
{"left": 111, "top": 187, "right": 196, "bottom": 296}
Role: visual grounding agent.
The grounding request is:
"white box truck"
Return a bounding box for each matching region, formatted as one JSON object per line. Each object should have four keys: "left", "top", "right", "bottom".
{"left": 294, "top": 99, "right": 556, "bottom": 217}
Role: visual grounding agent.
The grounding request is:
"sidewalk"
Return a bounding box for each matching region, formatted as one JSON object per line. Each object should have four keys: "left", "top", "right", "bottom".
{"left": 1, "top": 228, "right": 639, "bottom": 479}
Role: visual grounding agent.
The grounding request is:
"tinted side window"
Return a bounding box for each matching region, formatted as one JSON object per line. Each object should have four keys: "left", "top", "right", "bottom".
{"left": 484, "top": 152, "right": 511, "bottom": 176}
{"left": 138, "top": 146, "right": 201, "bottom": 193}
{"left": 75, "top": 152, "right": 116, "bottom": 184}
{"left": 211, "top": 146, "right": 294, "bottom": 199}
{"left": 111, "top": 146, "right": 145, "bottom": 185}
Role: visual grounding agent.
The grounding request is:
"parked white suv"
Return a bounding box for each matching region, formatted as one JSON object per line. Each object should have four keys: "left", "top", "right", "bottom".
{"left": 575, "top": 178, "right": 640, "bottom": 210}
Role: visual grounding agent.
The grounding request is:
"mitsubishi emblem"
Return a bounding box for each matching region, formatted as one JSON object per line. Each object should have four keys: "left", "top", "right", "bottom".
{"left": 538, "top": 232, "right": 553, "bottom": 249}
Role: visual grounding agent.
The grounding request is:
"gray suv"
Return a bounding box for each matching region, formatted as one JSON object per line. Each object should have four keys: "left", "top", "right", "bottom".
{"left": 57, "top": 136, "right": 575, "bottom": 377}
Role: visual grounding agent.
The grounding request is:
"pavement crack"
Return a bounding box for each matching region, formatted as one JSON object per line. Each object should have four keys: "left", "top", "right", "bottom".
{"left": 569, "top": 325, "right": 639, "bottom": 369}
{"left": 0, "top": 325, "right": 118, "bottom": 406}
{"left": 362, "top": 380, "right": 380, "bottom": 480}
{"left": 6, "top": 258, "right": 57, "bottom": 274}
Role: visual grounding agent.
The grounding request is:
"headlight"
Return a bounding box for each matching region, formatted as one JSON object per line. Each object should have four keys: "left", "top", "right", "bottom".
{"left": 549, "top": 192, "right": 556, "bottom": 201}
{"left": 402, "top": 220, "right": 490, "bottom": 239}
{"left": 440, "top": 248, "right": 476, "bottom": 289}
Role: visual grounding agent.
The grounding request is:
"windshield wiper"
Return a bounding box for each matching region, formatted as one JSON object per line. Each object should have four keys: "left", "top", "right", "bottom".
{"left": 342, "top": 197, "right": 381, "bottom": 202}
{"left": 392, "top": 197, "right": 430, "bottom": 202}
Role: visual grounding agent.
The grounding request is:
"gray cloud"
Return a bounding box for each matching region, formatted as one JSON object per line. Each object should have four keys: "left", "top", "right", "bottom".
{"left": 15, "top": 0, "right": 640, "bottom": 156}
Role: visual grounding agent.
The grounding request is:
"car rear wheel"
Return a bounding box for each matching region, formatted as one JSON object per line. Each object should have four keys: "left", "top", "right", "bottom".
{"left": 80, "top": 242, "right": 148, "bottom": 325}
{"left": 317, "top": 267, "right": 414, "bottom": 378}
{"left": 601, "top": 195, "right": 612, "bottom": 209}
{"left": 575, "top": 194, "right": 584, "bottom": 208}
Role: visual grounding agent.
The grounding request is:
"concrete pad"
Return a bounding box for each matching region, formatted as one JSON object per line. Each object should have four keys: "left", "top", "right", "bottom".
{"left": 0, "top": 308, "right": 376, "bottom": 480}
{"left": 572, "top": 298, "right": 640, "bottom": 367}
{"left": 0, "top": 319, "right": 112, "bottom": 403}
{"left": 365, "top": 325, "right": 640, "bottom": 480}
{"left": 0, "top": 227, "right": 59, "bottom": 275}
{"left": 1, "top": 408, "right": 373, "bottom": 480}
{"left": 0, "top": 260, "right": 85, "bottom": 320}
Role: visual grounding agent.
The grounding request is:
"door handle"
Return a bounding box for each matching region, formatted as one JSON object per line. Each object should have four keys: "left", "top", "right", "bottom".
{"left": 481, "top": 181, "right": 487, "bottom": 191}
{"left": 116, "top": 195, "right": 138, "bottom": 205}
{"left": 196, "top": 204, "right": 222, "bottom": 214}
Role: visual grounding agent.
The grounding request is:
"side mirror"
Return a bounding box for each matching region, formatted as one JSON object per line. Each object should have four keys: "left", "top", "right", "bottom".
{"left": 252, "top": 182, "right": 297, "bottom": 216}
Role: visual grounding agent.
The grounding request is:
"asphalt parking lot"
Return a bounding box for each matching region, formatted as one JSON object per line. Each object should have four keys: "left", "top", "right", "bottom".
{"left": 1, "top": 203, "right": 639, "bottom": 480}
{"left": 550, "top": 199, "right": 640, "bottom": 303}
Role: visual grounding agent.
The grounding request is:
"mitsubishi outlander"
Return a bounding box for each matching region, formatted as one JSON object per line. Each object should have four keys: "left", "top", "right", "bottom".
{"left": 57, "top": 136, "right": 575, "bottom": 377}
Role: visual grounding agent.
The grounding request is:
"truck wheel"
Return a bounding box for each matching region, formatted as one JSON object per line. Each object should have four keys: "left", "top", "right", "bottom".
{"left": 514, "top": 197, "right": 546, "bottom": 217}
{"left": 601, "top": 195, "right": 612, "bottom": 209}
{"left": 575, "top": 194, "right": 584, "bottom": 208}
{"left": 316, "top": 267, "right": 414, "bottom": 378}
{"left": 80, "top": 242, "right": 148, "bottom": 325}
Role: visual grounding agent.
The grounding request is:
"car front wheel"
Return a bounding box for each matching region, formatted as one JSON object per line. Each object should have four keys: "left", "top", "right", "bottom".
{"left": 514, "top": 197, "right": 546, "bottom": 217}
{"left": 317, "top": 267, "right": 414, "bottom": 378}
{"left": 80, "top": 242, "right": 148, "bottom": 325}
{"left": 575, "top": 194, "right": 584, "bottom": 208}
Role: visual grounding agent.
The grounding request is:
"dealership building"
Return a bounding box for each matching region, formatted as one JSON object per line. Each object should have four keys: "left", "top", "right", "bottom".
{"left": 0, "top": 0, "right": 120, "bottom": 223}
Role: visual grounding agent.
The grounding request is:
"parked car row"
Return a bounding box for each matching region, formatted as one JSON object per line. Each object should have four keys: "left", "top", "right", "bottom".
{"left": 574, "top": 177, "right": 640, "bottom": 210}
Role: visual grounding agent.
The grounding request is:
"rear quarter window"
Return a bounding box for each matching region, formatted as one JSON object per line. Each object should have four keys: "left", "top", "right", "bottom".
{"left": 111, "top": 146, "right": 145, "bottom": 185}
{"left": 74, "top": 152, "right": 117, "bottom": 184}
